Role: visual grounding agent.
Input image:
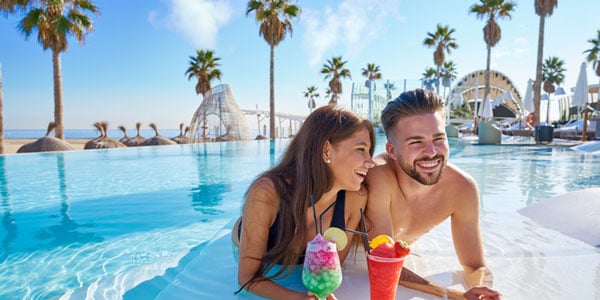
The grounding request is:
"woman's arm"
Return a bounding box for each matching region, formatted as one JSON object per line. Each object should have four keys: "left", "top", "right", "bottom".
{"left": 237, "top": 178, "right": 310, "bottom": 300}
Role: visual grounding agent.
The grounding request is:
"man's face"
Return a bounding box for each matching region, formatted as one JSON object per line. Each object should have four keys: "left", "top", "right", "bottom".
{"left": 385, "top": 112, "right": 449, "bottom": 185}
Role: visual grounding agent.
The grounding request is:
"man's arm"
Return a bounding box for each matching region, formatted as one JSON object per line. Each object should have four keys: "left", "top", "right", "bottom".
{"left": 449, "top": 171, "right": 492, "bottom": 288}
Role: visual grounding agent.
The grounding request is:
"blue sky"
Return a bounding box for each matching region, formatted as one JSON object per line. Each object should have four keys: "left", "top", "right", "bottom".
{"left": 0, "top": 0, "right": 598, "bottom": 130}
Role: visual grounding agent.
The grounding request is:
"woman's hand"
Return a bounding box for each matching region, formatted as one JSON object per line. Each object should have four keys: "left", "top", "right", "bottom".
{"left": 306, "top": 291, "right": 337, "bottom": 300}
{"left": 463, "top": 286, "right": 501, "bottom": 300}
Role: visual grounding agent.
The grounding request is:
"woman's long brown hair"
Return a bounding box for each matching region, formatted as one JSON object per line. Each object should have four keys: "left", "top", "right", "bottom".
{"left": 239, "top": 105, "right": 375, "bottom": 291}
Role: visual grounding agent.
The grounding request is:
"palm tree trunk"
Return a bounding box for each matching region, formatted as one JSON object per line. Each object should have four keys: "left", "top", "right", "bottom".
{"left": 269, "top": 45, "right": 276, "bottom": 139}
{"left": 533, "top": 14, "right": 546, "bottom": 127}
{"left": 435, "top": 66, "right": 441, "bottom": 95}
{"left": 482, "top": 45, "right": 492, "bottom": 120}
{"left": 53, "top": 49, "right": 65, "bottom": 140}
{"left": 0, "top": 63, "right": 4, "bottom": 154}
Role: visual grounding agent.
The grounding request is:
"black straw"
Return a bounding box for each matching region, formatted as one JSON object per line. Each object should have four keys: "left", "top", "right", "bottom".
{"left": 311, "top": 195, "right": 318, "bottom": 235}
{"left": 319, "top": 200, "right": 337, "bottom": 235}
{"left": 359, "top": 208, "right": 370, "bottom": 254}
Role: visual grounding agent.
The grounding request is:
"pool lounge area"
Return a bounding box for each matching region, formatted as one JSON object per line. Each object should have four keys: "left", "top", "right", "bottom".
{"left": 1, "top": 137, "right": 599, "bottom": 299}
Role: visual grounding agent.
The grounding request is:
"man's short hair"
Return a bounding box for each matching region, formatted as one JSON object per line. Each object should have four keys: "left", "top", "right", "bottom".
{"left": 381, "top": 88, "right": 445, "bottom": 140}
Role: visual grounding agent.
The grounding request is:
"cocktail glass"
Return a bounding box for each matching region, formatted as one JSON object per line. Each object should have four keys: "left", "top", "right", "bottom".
{"left": 365, "top": 252, "right": 405, "bottom": 300}
{"left": 301, "top": 234, "right": 343, "bottom": 300}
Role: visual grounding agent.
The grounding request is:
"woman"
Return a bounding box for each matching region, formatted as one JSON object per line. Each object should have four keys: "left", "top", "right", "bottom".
{"left": 233, "top": 105, "right": 376, "bottom": 299}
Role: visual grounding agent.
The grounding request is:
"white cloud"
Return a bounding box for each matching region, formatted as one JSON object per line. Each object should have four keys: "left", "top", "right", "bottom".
{"left": 513, "top": 37, "right": 529, "bottom": 56}
{"left": 302, "top": 0, "right": 400, "bottom": 67}
{"left": 163, "top": 0, "right": 232, "bottom": 49}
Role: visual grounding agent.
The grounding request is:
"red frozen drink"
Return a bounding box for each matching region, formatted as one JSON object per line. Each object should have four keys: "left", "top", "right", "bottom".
{"left": 366, "top": 235, "right": 410, "bottom": 300}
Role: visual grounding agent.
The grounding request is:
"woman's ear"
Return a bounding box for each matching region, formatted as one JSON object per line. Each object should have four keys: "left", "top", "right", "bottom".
{"left": 322, "top": 140, "right": 332, "bottom": 163}
{"left": 385, "top": 142, "right": 397, "bottom": 160}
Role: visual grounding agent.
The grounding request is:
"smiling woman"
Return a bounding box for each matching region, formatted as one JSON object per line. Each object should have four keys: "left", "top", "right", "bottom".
{"left": 234, "top": 105, "right": 376, "bottom": 299}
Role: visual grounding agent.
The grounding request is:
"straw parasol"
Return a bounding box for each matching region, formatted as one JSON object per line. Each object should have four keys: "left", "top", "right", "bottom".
{"left": 171, "top": 123, "right": 191, "bottom": 144}
{"left": 17, "top": 122, "right": 75, "bottom": 153}
{"left": 572, "top": 62, "right": 590, "bottom": 141}
{"left": 522, "top": 79, "right": 535, "bottom": 114}
{"left": 84, "top": 122, "right": 127, "bottom": 149}
{"left": 142, "top": 123, "right": 177, "bottom": 146}
{"left": 118, "top": 125, "right": 135, "bottom": 146}
{"left": 127, "top": 122, "right": 147, "bottom": 146}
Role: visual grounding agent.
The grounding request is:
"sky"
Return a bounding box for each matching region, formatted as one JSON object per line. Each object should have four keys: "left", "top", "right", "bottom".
{"left": 0, "top": 0, "right": 598, "bottom": 130}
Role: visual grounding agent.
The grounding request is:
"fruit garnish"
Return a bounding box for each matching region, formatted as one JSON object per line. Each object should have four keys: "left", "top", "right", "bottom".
{"left": 369, "top": 234, "right": 394, "bottom": 250}
{"left": 394, "top": 240, "right": 410, "bottom": 257}
{"left": 323, "top": 227, "right": 348, "bottom": 251}
{"left": 370, "top": 241, "right": 397, "bottom": 258}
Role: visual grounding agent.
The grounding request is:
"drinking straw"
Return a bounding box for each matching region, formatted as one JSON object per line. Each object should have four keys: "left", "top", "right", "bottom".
{"left": 318, "top": 201, "right": 337, "bottom": 235}
{"left": 360, "top": 208, "right": 370, "bottom": 254}
{"left": 311, "top": 195, "right": 318, "bottom": 236}
{"left": 344, "top": 228, "right": 370, "bottom": 252}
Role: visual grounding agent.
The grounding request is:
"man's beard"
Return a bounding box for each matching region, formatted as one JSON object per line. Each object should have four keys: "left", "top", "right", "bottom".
{"left": 398, "top": 155, "right": 445, "bottom": 185}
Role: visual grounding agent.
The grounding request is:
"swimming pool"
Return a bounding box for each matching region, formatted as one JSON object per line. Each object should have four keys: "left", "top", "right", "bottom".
{"left": 0, "top": 137, "right": 599, "bottom": 299}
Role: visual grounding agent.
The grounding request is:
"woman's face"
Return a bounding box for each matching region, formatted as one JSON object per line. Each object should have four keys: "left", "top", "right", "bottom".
{"left": 326, "top": 128, "right": 375, "bottom": 191}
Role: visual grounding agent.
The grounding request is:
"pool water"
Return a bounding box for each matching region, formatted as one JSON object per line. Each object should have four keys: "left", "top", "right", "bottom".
{"left": 0, "top": 137, "right": 599, "bottom": 299}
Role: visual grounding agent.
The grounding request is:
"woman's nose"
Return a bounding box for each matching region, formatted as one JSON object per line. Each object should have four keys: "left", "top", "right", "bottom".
{"left": 365, "top": 157, "right": 375, "bottom": 168}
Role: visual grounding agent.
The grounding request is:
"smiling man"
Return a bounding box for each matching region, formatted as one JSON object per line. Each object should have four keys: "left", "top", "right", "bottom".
{"left": 365, "top": 88, "right": 501, "bottom": 300}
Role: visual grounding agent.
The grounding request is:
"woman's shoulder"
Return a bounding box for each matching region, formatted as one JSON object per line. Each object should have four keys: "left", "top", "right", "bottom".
{"left": 246, "top": 177, "right": 280, "bottom": 207}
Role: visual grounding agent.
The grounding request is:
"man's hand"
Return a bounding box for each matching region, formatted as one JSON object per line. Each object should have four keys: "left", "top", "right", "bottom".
{"left": 463, "top": 286, "right": 501, "bottom": 300}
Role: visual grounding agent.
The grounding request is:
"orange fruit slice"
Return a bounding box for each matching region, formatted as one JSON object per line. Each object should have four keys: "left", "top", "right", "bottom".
{"left": 369, "top": 234, "right": 394, "bottom": 250}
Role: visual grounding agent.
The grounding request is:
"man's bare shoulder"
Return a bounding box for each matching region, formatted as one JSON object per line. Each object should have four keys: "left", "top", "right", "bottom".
{"left": 444, "top": 163, "right": 477, "bottom": 188}
{"left": 441, "top": 163, "right": 480, "bottom": 208}
{"left": 366, "top": 153, "right": 397, "bottom": 186}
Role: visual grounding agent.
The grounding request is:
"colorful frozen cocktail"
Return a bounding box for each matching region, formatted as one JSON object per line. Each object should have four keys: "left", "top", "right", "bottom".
{"left": 366, "top": 235, "right": 410, "bottom": 300}
{"left": 301, "top": 233, "right": 343, "bottom": 300}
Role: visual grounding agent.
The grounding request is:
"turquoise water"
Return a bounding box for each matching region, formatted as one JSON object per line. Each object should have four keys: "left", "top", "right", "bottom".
{"left": 0, "top": 136, "right": 599, "bottom": 299}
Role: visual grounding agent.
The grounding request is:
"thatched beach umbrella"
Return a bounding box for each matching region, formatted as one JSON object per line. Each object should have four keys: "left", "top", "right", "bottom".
{"left": 17, "top": 122, "right": 75, "bottom": 153}
{"left": 128, "top": 122, "right": 147, "bottom": 146}
{"left": 171, "top": 123, "right": 190, "bottom": 144}
{"left": 84, "top": 122, "right": 126, "bottom": 150}
{"left": 83, "top": 122, "right": 103, "bottom": 149}
{"left": 118, "top": 125, "right": 133, "bottom": 146}
{"left": 142, "top": 123, "right": 177, "bottom": 146}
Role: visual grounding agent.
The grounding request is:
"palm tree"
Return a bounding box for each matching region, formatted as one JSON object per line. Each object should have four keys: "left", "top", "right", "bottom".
{"left": 16, "top": 0, "right": 99, "bottom": 140}
{"left": 321, "top": 56, "right": 351, "bottom": 105}
{"left": 185, "top": 49, "right": 222, "bottom": 98}
{"left": 361, "top": 63, "right": 382, "bottom": 82}
{"left": 246, "top": 0, "right": 300, "bottom": 139}
{"left": 383, "top": 80, "right": 396, "bottom": 101}
{"left": 0, "top": 0, "right": 21, "bottom": 13}
{"left": 361, "top": 63, "right": 382, "bottom": 121}
{"left": 324, "top": 88, "right": 333, "bottom": 104}
{"left": 186, "top": 49, "right": 223, "bottom": 141}
{"left": 440, "top": 60, "right": 458, "bottom": 100}
{"left": 470, "top": 0, "right": 516, "bottom": 122}
{"left": 303, "top": 86, "right": 319, "bottom": 113}
{"left": 541, "top": 56, "right": 566, "bottom": 124}
{"left": 532, "top": 0, "right": 558, "bottom": 127}
{"left": 584, "top": 29, "right": 600, "bottom": 92}
{"left": 423, "top": 24, "right": 458, "bottom": 94}
{"left": 421, "top": 67, "right": 437, "bottom": 91}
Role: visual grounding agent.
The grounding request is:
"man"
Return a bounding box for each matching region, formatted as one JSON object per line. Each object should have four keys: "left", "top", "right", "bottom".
{"left": 365, "top": 88, "right": 500, "bottom": 299}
